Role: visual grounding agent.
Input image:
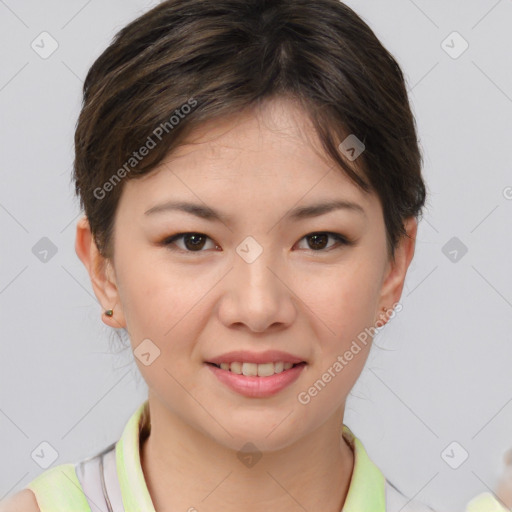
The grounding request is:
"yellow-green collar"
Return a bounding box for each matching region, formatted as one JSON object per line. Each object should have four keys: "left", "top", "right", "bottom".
{"left": 341, "top": 423, "right": 386, "bottom": 511}
{"left": 115, "top": 400, "right": 386, "bottom": 512}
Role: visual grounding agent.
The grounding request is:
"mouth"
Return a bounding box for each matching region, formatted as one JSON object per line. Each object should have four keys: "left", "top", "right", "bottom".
{"left": 205, "top": 359, "right": 307, "bottom": 398}
{"left": 206, "top": 361, "right": 307, "bottom": 377}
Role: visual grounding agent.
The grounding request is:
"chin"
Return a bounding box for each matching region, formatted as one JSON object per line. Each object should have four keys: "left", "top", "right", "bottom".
{"left": 198, "top": 414, "right": 304, "bottom": 453}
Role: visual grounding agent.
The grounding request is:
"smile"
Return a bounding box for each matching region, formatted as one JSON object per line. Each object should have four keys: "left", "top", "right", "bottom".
{"left": 208, "top": 361, "right": 305, "bottom": 377}
{"left": 205, "top": 361, "right": 307, "bottom": 398}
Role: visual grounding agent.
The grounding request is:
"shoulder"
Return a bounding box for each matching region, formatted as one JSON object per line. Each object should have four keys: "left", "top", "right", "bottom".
{"left": 6, "top": 463, "right": 86, "bottom": 512}
{"left": 0, "top": 489, "right": 40, "bottom": 512}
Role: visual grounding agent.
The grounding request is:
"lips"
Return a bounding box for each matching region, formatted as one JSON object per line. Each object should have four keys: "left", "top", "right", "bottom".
{"left": 206, "top": 359, "right": 306, "bottom": 398}
{"left": 204, "top": 350, "right": 308, "bottom": 392}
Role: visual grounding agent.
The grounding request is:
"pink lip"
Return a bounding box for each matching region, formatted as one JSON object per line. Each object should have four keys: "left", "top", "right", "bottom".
{"left": 206, "top": 362, "right": 306, "bottom": 398}
{"left": 206, "top": 350, "right": 306, "bottom": 365}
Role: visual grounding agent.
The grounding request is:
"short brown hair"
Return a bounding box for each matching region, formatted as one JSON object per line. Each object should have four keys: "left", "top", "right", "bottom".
{"left": 73, "top": 0, "right": 426, "bottom": 261}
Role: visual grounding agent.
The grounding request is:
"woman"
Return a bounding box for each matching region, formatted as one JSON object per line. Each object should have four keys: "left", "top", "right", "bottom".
{"left": 1, "top": 1, "right": 508, "bottom": 510}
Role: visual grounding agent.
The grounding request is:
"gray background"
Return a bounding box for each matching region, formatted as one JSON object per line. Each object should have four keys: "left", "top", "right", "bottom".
{"left": 1, "top": 1, "right": 511, "bottom": 510}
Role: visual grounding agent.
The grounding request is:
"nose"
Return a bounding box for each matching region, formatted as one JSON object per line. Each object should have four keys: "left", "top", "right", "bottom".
{"left": 217, "top": 238, "right": 296, "bottom": 333}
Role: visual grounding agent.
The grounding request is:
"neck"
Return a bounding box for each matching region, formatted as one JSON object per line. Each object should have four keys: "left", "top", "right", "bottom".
{"left": 140, "top": 397, "right": 354, "bottom": 512}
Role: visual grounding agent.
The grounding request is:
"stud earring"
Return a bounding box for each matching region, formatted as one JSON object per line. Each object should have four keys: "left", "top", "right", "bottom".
{"left": 104, "top": 308, "right": 114, "bottom": 317}
{"left": 379, "top": 306, "right": 389, "bottom": 320}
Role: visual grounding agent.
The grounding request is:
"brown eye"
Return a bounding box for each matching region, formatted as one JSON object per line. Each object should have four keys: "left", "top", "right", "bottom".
{"left": 161, "top": 231, "right": 352, "bottom": 255}
{"left": 163, "top": 232, "right": 218, "bottom": 253}
{"left": 296, "top": 232, "right": 351, "bottom": 252}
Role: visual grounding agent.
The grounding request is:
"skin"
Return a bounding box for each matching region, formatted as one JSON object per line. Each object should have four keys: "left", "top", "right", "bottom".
{"left": 74, "top": 96, "right": 417, "bottom": 512}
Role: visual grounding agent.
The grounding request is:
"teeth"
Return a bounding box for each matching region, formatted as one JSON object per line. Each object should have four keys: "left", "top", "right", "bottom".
{"left": 216, "top": 361, "right": 298, "bottom": 376}
{"left": 232, "top": 362, "right": 243, "bottom": 374}
{"left": 242, "top": 362, "right": 258, "bottom": 376}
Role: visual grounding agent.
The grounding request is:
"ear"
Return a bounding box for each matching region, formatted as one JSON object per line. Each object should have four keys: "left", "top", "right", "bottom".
{"left": 375, "top": 217, "right": 418, "bottom": 326}
{"left": 74, "top": 216, "right": 127, "bottom": 329}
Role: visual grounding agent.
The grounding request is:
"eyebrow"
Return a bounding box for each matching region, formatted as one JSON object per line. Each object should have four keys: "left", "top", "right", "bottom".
{"left": 144, "top": 199, "right": 366, "bottom": 223}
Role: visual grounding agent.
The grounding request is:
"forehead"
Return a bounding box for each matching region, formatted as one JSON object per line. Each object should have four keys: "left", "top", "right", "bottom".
{"left": 120, "top": 97, "right": 378, "bottom": 217}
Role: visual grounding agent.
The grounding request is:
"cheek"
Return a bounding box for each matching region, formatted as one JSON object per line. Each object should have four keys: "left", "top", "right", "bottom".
{"left": 114, "top": 242, "right": 175, "bottom": 318}
{"left": 115, "top": 256, "right": 207, "bottom": 398}
{"left": 299, "top": 257, "right": 383, "bottom": 341}
{"left": 114, "top": 248, "right": 211, "bottom": 359}
{"left": 294, "top": 256, "right": 383, "bottom": 400}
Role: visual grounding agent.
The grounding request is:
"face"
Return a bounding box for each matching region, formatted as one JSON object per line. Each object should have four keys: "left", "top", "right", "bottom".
{"left": 79, "top": 96, "right": 415, "bottom": 452}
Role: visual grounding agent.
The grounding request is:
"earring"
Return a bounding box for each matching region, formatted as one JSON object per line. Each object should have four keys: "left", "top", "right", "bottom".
{"left": 379, "top": 306, "right": 388, "bottom": 320}
{"left": 104, "top": 308, "right": 114, "bottom": 317}
{"left": 376, "top": 306, "right": 388, "bottom": 326}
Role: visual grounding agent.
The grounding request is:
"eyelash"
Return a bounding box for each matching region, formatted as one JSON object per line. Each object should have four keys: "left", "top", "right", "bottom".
{"left": 160, "top": 231, "right": 353, "bottom": 255}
